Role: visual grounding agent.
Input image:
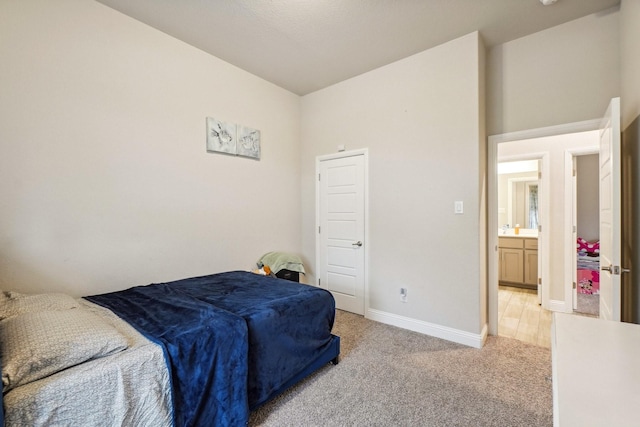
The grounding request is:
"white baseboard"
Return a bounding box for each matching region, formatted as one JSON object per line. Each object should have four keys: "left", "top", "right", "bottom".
{"left": 366, "top": 308, "right": 487, "bottom": 349}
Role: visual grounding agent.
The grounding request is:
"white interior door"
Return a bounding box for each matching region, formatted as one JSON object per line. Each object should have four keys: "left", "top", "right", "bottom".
{"left": 572, "top": 156, "right": 578, "bottom": 311}
{"left": 317, "top": 153, "right": 366, "bottom": 315}
{"left": 599, "top": 97, "right": 622, "bottom": 321}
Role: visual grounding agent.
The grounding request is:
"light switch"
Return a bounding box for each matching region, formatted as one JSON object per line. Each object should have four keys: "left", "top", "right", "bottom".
{"left": 454, "top": 201, "right": 463, "bottom": 214}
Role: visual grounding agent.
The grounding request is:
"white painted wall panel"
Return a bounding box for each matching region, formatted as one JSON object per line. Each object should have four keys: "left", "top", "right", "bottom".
{"left": 302, "top": 32, "right": 484, "bottom": 334}
{"left": 0, "top": 0, "right": 301, "bottom": 296}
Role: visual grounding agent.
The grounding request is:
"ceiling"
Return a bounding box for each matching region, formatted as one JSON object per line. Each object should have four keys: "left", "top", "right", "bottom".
{"left": 96, "top": 0, "right": 620, "bottom": 95}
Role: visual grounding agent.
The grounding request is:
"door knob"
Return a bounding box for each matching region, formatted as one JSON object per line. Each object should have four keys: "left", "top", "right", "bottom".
{"left": 601, "top": 265, "right": 632, "bottom": 275}
{"left": 352, "top": 241, "right": 363, "bottom": 247}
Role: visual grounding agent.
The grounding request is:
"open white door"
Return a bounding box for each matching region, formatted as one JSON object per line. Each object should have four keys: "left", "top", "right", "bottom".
{"left": 599, "top": 97, "right": 624, "bottom": 321}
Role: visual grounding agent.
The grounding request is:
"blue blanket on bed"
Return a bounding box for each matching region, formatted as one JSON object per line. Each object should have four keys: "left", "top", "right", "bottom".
{"left": 85, "top": 271, "right": 337, "bottom": 427}
{"left": 86, "top": 277, "right": 250, "bottom": 427}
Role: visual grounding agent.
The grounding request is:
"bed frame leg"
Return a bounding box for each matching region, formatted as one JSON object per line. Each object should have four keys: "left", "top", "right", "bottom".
{"left": 331, "top": 356, "right": 339, "bottom": 365}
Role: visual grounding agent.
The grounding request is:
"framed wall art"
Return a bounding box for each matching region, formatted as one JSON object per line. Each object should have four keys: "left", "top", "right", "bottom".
{"left": 206, "top": 117, "right": 236, "bottom": 155}
{"left": 206, "top": 117, "right": 261, "bottom": 160}
{"left": 236, "top": 125, "right": 261, "bottom": 159}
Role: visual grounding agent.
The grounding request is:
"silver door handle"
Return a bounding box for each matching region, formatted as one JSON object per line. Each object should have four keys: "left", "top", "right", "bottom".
{"left": 352, "top": 241, "right": 363, "bottom": 247}
{"left": 601, "top": 265, "right": 632, "bottom": 275}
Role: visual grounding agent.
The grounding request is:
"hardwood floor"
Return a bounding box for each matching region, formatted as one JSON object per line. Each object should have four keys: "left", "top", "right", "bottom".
{"left": 498, "top": 285, "right": 553, "bottom": 348}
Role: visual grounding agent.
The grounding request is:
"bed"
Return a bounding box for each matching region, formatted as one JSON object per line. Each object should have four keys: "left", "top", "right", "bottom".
{"left": 1, "top": 271, "right": 340, "bottom": 426}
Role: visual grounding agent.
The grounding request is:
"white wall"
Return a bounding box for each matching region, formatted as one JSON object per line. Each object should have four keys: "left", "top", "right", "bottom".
{"left": 0, "top": 0, "right": 301, "bottom": 296}
{"left": 487, "top": 7, "right": 620, "bottom": 135}
{"left": 498, "top": 131, "right": 599, "bottom": 302}
{"left": 301, "top": 33, "right": 485, "bottom": 336}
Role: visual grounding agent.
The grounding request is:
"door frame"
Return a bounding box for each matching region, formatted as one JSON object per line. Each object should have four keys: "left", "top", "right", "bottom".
{"left": 488, "top": 119, "right": 601, "bottom": 336}
{"left": 563, "top": 148, "right": 599, "bottom": 312}
{"left": 315, "top": 148, "right": 370, "bottom": 316}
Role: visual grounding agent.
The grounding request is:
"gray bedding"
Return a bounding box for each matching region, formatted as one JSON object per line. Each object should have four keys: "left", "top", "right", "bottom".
{"left": 2, "top": 300, "right": 172, "bottom": 427}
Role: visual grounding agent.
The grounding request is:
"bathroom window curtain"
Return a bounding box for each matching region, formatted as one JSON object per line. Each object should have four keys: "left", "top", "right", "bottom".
{"left": 529, "top": 185, "right": 539, "bottom": 229}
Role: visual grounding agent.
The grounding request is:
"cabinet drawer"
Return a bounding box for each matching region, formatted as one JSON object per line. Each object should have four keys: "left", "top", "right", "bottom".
{"left": 524, "top": 239, "right": 538, "bottom": 250}
{"left": 498, "top": 237, "right": 524, "bottom": 249}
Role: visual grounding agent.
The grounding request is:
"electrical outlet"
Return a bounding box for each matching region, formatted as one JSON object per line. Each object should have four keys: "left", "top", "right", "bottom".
{"left": 400, "top": 287, "right": 407, "bottom": 303}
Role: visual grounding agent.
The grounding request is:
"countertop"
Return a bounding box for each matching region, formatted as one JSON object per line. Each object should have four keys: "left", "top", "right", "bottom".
{"left": 498, "top": 233, "right": 538, "bottom": 239}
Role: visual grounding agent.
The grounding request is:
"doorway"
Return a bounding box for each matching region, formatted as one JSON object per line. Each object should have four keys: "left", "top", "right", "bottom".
{"left": 496, "top": 156, "right": 546, "bottom": 344}
{"left": 497, "top": 160, "right": 541, "bottom": 292}
{"left": 488, "top": 120, "right": 602, "bottom": 337}
{"left": 571, "top": 153, "right": 600, "bottom": 316}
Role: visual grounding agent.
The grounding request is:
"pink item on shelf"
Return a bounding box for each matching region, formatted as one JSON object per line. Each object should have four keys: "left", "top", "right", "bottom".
{"left": 577, "top": 237, "right": 600, "bottom": 254}
{"left": 577, "top": 269, "right": 600, "bottom": 295}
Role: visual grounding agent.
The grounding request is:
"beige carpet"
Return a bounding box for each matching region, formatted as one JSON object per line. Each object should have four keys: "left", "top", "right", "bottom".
{"left": 576, "top": 293, "right": 599, "bottom": 317}
{"left": 250, "top": 310, "right": 553, "bottom": 426}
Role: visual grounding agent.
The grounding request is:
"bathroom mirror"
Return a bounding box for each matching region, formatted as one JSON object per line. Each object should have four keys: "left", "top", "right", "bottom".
{"left": 497, "top": 160, "right": 539, "bottom": 230}
{"left": 508, "top": 179, "right": 538, "bottom": 229}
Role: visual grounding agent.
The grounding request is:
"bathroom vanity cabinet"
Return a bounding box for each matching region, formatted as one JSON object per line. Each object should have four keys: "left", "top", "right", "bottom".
{"left": 499, "top": 236, "right": 538, "bottom": 289}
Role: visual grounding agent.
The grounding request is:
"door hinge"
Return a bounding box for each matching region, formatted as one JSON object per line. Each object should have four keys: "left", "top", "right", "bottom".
{"left": 318, "top": 173, "right": 321, "bottom": 181}
{"left": 573, "top": 225, "right": 577, "bottom": 233}
{"left": 538, "top": 225, "right": 542, "bottom": 232}
{"left": 539, "top": 278, "right": 542, "bottom": 285}
{"left": 318, "top": 226, "right": 321, "bottom": 233}
{"left": 318, "top": 278, "right": 321, "bottom": 287}
{"left": 573, "top": 282, "right": 576, "bottom": 289}
{"left": 538, "top": 171, "right": 542, "bottom": 179}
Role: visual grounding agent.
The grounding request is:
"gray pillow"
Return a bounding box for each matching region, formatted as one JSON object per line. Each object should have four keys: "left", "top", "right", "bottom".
{"left": 0, "top": 291, "right": 80, "bottom": 320}
{"left": 1, "top": 309, "right": 128, "bottom": 391}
